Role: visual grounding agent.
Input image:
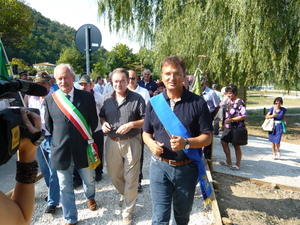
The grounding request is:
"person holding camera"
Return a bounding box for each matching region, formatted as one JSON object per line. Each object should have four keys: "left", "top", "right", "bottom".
{"left": 0, "top": 108, "right": 42, "bottom": 225}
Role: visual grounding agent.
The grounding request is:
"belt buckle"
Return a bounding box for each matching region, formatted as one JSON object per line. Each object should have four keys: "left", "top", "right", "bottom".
{"left": 168, "top": 159, "right": 176, "bottom": 166}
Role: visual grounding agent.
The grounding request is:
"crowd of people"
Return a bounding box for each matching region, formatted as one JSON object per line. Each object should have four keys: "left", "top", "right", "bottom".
{"left": 0, "top": 55, "right": 288, "bottom": 225}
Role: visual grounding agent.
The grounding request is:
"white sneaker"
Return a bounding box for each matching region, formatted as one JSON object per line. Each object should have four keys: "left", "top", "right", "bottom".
{"left": 276, "top": 152, "right": 281, "bottom": 158}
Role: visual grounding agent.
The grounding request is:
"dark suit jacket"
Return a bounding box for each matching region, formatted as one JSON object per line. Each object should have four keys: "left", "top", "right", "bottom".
{"left": 44, "top": 88, "right": 98, "bottom": 170}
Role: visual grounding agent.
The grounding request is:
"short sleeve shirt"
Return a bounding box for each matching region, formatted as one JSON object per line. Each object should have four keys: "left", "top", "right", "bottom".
{"left": 137, "top": 80, "right": 158, "bottom": 95}
{"left": 202, "top": 86, "right": 220, "bottom": 113}
{"left": 143, "top": 89, "right": 213, "bottom": 160}
{"left": 100, "top": 89, "right": 146, "bottom": 138}
{"left": 225, "top": 99, "right": 247, "bottom": 128}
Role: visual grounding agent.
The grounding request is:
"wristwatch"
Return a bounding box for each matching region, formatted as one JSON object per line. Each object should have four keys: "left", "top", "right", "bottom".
{"left": 184, "top": 137, "right": 190, "bottom": 149}
{"left": 30, "top": 129, "right": 46, "bottom": 146}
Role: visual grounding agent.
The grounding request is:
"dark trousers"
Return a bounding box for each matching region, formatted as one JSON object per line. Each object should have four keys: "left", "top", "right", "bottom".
{"left": 213, "top": 117, "right": 220, "bottom": 135}
{"left": 204, "top": 113, "right": 214, "bottom": 159}
{"left": 139, "top": 132, "right": 144, "bottom": 183}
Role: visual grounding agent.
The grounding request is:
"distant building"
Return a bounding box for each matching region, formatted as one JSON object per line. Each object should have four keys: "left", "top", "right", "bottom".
{"left": 33, "top": 62, "right": 56, "bottom": 70}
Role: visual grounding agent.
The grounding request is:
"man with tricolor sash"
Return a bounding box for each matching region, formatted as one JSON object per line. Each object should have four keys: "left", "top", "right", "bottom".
{"left": 44, "top": 64, "right": 99, "bottom": 225}
{"left": 143, "top": 56, "right": 213, "bottom": 225}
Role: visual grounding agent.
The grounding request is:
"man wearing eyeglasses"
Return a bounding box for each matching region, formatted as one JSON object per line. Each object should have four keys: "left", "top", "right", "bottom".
{"left": 137, "top": 69, "right": 158, "bottom": 97}
{"left": 128, "top": 70, "right": 150, "bottom": 104}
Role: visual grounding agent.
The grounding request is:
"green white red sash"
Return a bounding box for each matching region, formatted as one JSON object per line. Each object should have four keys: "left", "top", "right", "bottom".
{"left": 52, "top": 90, "right": 100, "bottom": 169}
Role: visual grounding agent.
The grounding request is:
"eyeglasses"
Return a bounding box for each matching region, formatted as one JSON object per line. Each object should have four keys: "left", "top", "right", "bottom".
{"left": 129, "top": 77, "right": 136, "bottom": 80}
{"left": 163, "top": 72, "right": 183, "bottom": 77}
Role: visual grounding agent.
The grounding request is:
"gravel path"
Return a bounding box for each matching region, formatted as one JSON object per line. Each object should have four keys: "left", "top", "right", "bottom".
{"left": 32, "top": 144, "right": 214, "bottom": 225}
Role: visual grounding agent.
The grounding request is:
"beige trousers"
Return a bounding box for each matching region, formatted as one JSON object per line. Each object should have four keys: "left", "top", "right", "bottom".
{"left": 105, "top": 134, "right": 142, "bottom": 218}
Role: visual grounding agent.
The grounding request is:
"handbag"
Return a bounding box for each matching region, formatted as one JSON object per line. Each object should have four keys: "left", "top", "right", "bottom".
{"left": 232, "top": 126, "right": 248, "bottom": 146}
{"left": 262, "top": 118, "right": 274, "bottom": 131}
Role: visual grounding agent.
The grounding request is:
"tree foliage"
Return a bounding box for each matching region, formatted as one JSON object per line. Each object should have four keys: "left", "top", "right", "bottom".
{"left": 0, "top": 0, "right": 34, "bottom": 48}
{"left": 105, "top": 43, "right": 136, "bottom": 71}
{"left": 97, "top": 0, "right": 300, "bottom": 90}
{"left": 57, "top": 44, "right": 86, "bottom": 74}
{"left": 3, "top": 5, "right": 76, "bottom": 66}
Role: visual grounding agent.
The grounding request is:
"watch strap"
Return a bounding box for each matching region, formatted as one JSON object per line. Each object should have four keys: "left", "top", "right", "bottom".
{"left": 30, "top": 129, "right": 46, "bottom": 146}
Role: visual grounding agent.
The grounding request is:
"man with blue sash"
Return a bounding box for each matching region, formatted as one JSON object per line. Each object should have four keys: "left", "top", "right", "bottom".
{"left": 143, "top": 56, "right": 213, "bottom": 224}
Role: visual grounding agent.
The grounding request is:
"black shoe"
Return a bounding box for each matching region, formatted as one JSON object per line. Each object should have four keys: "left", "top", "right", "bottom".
{"left": 45, "top": 205, "right": 57, "bottom": 214}
{"left": 95, "top": 173, "right": 102, "bottom": 182}
{"left": 73, "top": 179, "right": 82, "bottom": 189}
{"left": 138, "top": 183, "right": 142, "bottom": 193}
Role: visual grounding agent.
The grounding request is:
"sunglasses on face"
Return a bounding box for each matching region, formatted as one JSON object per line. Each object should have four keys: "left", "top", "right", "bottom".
{"left": 129, "top": 77, "right": 136, "bottom": 80}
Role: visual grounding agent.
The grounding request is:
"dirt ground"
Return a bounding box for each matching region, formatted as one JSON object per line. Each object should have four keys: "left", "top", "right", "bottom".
{"left": 212, "top": 172, "right": 300, "bottom": 225}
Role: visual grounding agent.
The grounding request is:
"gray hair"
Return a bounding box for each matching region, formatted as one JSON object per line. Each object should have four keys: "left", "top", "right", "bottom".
{"left": 54, "top": 63, "right": 75, "bottom": 78}
{"left": 143, "top": 69, "right": 151, "bottom": 74}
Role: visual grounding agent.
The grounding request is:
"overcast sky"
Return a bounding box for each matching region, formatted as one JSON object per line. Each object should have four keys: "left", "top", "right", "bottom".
{"left": 25, "top": 0, "right": 140, "bottom": 52}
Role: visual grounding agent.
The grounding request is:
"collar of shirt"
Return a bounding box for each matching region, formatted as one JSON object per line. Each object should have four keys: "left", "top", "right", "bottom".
{"left": 65, "top": 87, "right": 74, "bottom": 102}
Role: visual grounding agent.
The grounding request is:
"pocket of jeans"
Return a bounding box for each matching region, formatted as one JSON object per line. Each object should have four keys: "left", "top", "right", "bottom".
{"left": 151, "top": 155, "right": 159, "bottom": 165}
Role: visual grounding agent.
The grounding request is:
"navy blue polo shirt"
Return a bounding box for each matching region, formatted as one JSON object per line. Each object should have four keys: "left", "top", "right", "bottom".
{"left": 143, "top": 88, "right": 213, "bottom": 160}
{"left": 137, "top": 80, "right": 157, "bottom": 95}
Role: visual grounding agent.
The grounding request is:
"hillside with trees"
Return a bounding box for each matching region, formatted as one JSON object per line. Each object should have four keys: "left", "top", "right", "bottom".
{"left": 3, "top": 8, "right": 76, "bottom": 66}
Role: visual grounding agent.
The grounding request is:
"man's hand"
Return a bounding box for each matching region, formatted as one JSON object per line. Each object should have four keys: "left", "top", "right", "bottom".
{"left": 116, "top": 122, "right": 133, "bottom": 135}
{"left": 148, "top": 141, "right": 164, "bottom": 157}
{"left": 20, "top": 108, "right": 42, "bottom": 133}
{"left": 170, "top": 135, "right": 185, "bottom": 151}
{"left": 102, "top": 122, "right": 111, "bottom": 133}
{"left": 19, "top": 108, "right": 41, "bottom": 162}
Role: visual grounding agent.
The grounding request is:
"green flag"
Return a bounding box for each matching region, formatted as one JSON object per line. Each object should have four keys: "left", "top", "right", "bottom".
{"left": 0, "top": 45, "right": 9, "bottom": 80}
{"left": 192, "top": 73, "right": 202, "bottom": 96}
{"left": 192, "top": 70, "right": 206, "bottom": 96}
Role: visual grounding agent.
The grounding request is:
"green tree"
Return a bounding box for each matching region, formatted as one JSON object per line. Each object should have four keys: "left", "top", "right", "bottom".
{"left": 57, "top": 45, "right": 86, "bottom": 74}
{"left": 105, "top": 44, "right": 136, "bottom": 71}
{"left": 4, "top": 6, "right": 76, "bottom": 66}
{"left": 0, "top": 0, "right": 34, "bottom": 48}
{"left": 135, "top": 47, "right": 157, "bottom": 78}
{"left": 97, "top": 0, "right": 300, "bottom": 91}
{"left": 10, "top": 58, "right": 26, "bottom": 72}
{"left": 90, "top": 46, "right": 109, "bottom": 79}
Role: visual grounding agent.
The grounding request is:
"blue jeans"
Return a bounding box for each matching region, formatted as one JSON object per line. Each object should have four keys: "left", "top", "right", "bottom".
{"left": 37, "top": 137, "right": 60, "bottom": 206}
{"left": 57, "top": 160, "right": 95, "bottom": 224}
{"left": 150, "top": 156, "right": 199, "bottom": 225}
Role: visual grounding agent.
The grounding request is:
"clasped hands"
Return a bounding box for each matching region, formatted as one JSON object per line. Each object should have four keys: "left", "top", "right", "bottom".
{"left": 102, "top": 121, "right": 133, "bottom": 135}
{"left": 149, "top": 135, "right": 186, "bottom": 157}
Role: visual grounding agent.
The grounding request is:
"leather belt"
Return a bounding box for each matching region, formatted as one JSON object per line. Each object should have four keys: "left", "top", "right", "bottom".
{"left": 159, "top": 157, "right": 192, "bottom": 166}
{"left": 109, "top": 136, "right": 133, "bottom": 141}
